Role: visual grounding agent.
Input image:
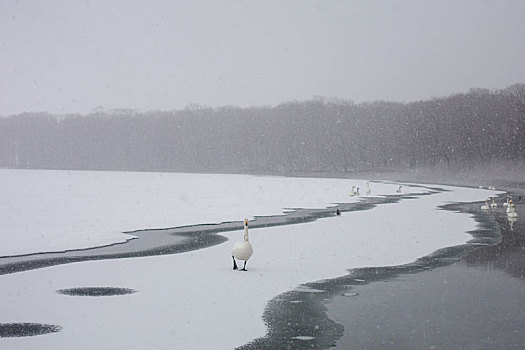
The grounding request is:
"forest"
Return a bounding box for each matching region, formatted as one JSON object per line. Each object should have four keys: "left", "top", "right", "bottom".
{"left": 1, "top": 84, "right": 524, "bottom": 175}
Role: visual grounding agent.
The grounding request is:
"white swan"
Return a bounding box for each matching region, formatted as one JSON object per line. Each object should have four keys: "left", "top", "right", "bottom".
{"left": 490, "top": 197, "right": 498, "bottom": 208}
{"left": 480, "top": 199, "right": 490, "bottom": 210}
{"left": 506, "top": 198, "right": 513, "bottom": 214}
{"left": 232, "top": 219, "right": 253, "bottom": 271}
{"left": 503, "top": 195, "right": 511, "bottom": 207}
{"left": 349, "top": 186, "right": 359, "bottom": 196}
{"left": 507, "top": 200, "right": 518, "bottom": 218}
{"left": 396, "top": 185, "right": 403, "bottom": 194}
{"left": 365, "top": 181, "right": 371, "bottom": 195}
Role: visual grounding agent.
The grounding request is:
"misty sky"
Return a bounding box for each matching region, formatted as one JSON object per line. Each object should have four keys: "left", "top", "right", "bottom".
{"left": 1, "top": 0, "right": 525, "bottom": 116}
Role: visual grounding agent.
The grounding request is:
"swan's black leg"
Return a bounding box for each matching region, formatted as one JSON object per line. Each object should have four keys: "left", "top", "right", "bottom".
{"left": 232, "top": 256, "right": 238, "bottom": 270}
{"left": 241, "top": 261, "right": 248, "bottom": 271}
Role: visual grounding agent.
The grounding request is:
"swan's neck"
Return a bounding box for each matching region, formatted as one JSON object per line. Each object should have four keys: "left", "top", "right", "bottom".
{"left": 244, "top": 226, "right": 249, "bottom": 242}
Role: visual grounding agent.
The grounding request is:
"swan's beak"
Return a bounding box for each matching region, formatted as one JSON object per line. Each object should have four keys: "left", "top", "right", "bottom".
{"left": 244, "top": 219, "right": 248, "bottom": 226}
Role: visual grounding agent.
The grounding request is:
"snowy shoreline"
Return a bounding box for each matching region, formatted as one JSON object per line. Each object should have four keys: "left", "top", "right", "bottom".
{"left": 1, "top": 169, "right": 386, "bottom": 257}
{"left": 1, "top": 190, "right": 428, "bottom": 276}
{"left": 0, "top": 169, "right": 503, "bottom": 349}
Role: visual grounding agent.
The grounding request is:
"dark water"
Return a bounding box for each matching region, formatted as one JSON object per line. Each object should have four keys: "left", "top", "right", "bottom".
{"left": 56, "top": 287, "right": 137, "bottom": 296}
{"left": 0, "top": 323, "right": 61, "bottom": 338}
{"left": 328, "top": 265, "right": 525, "bottom": 349}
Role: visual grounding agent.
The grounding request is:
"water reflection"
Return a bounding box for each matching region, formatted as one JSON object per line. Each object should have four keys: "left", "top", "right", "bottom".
{"left": 508, "top": 216, "right": 517, "bottom": 231}
{"left": 463, "top": 197, "right": 524, "bottom": 280}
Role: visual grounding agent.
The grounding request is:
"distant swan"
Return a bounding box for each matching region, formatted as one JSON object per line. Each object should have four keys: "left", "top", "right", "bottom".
{"left": 506, "top": 198, "right": 513, "bottom": 214}
{"left": 491, "top": 197, "right": 498, "bottom": 208}
{"left": 507, "top": 200, "right": 518, "bottom": 218}
{"left": 503, "top": 195, "right": 511, "bottom": 207}
{"left": 481, "top": 199, "right": 490, "bottom": 210}
{"left": 365, "top": 181, "right": 371, "bottom": 195}
{"left": 232, "top": 219, "right": 253, "bottom": 271}
{"left": 396, "top": 185, "right": 403, "bottom": 194}
{"left": 350, "top": 186, "right": 359, "bottom": 196}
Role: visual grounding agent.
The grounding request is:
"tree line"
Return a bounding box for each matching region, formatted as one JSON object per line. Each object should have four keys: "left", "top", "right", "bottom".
{"left": 1, "top": 84, "right": 524, "bottom": 175}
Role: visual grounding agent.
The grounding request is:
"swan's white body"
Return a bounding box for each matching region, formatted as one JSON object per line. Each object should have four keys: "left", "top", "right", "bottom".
{"left": 349, "top": 186, "right": 358, "bottom": 196}
{"left": 491, "top": 198, "right": 498, "bottom": 208}
{"left": 233, "top": 239, "right": 253, "bottom": 261}
{"left": 506, "top": 201, "right": 512, "bottom": 214}
{"left": 507, "top": 200, "right": 518, "bottom": 218}
{"left": 481, "top": 199, "right": 490, "bottom": 210}
{"left": 232, "top": 219, "right": 253, "bottom": 271}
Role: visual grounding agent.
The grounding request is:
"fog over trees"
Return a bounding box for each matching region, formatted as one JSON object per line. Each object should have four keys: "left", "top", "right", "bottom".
{"left": 1, "top": 84, "right": 524, "bottom": 175}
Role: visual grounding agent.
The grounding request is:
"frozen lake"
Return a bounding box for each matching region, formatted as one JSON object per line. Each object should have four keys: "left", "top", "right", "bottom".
{"left": 0, "top": 169, "right": 502, "bottom": 349}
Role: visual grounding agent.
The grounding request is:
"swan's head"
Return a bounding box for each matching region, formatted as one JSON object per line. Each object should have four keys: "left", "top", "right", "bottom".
{"left": 244, "top": 219, "right": 249, "bottom": 227}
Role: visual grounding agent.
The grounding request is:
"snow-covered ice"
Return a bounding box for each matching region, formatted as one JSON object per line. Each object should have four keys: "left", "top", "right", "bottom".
{"left": 2, "top": 169, "right": 404, "bottom": 257}
{"left": 0, "top": 169, "right": 502, "bottom": 349}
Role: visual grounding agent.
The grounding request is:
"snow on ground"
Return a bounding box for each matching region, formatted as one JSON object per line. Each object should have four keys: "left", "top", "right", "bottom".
{"left": 2, "top": 169, "right": 405, "bottom": 256}
{"left": 0, "top": 170, "right": 501, "bottom": 349}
